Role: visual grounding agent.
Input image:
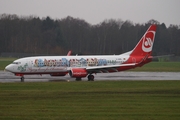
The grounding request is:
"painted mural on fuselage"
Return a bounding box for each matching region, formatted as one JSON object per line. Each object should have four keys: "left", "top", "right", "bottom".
{"left": 32, "top": 55, "right": 128, "bottom": 68}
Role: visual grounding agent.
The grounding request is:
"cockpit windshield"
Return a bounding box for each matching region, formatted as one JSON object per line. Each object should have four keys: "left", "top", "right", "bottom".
{"left": 12, "top": 62, "right": 21, "bottom": 65}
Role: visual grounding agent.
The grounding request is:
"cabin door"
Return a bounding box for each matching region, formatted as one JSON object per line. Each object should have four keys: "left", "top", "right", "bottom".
{"left": 28, "top": 59, "right": 32, "bottom": 69}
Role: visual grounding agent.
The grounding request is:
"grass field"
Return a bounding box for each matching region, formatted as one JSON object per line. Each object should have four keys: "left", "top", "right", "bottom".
{"left": 1, "top": 57, "right": 180, "bottom": 72}
{"left": 0, "top": 81, "right": 180, "bottom": 120}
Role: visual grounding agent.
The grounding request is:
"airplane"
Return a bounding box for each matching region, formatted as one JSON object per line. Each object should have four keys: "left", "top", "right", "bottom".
{"left": 5, "top": 25, "right": 157, "bottom": 82}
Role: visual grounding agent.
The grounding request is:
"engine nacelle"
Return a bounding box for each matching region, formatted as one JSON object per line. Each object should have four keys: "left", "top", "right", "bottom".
{"left": 69, "top": 68, "right": 88, "bottom": 78}
{"left": 50, "top": 72, "right": 67, "bottom": 76}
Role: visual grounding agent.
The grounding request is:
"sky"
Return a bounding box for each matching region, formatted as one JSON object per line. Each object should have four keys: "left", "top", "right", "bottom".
{"left": 0, "top": 0, "right": 180, "bottom": 27}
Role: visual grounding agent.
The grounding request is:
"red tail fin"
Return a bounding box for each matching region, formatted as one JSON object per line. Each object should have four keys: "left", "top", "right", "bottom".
{"left": 67, "top": 50, "right": 72, "bottom": 56}
{"left": 130, "top": 25, "right": 156, "bottom": 56}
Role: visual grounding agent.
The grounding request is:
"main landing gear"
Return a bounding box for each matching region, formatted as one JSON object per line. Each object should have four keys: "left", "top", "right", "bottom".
{"left": 88, "top": 74, "right": 94, "bottom": 81}
{"left": 75, "top": 77, "right": 82, "bottom": 81}
{"left": 75, "top": 74, "right": 95, "bottom": 81}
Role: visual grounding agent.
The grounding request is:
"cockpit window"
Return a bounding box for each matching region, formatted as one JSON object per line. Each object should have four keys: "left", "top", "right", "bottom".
{"left": 12, "top": 62, "right": 21, "bottom": 65}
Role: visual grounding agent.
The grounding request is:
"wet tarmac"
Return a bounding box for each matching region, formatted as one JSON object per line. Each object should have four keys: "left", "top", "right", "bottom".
{"left": 0, "top": 71, "right": 180, "bottom": 83}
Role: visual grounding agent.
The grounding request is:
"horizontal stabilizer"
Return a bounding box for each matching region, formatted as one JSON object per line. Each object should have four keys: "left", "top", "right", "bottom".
{"left": 152, "top": 54, "right": 174, "bottom": 59}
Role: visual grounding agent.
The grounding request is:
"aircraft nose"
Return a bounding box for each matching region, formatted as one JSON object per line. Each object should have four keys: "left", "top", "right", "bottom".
{"left": 5, "top": 64, "right": 13, "bottom": 72}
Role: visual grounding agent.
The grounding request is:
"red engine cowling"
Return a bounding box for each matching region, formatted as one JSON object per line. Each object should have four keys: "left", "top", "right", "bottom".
{"left": 69, "top": 68, "right": 88, "bottom": 78}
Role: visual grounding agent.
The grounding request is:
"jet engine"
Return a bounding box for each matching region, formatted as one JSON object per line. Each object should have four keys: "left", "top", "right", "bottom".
{"left": 69, "top": 68, "right": 88, "bottom": 78}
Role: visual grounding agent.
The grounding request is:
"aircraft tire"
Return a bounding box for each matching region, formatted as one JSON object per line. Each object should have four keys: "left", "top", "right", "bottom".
{"left": 88, "top": 75, "right": 94, "bottom": 81}
{"left": 76, "top": 77, "right": 82, "bottom": 81}
{"left": 21, "top": 76, "right": 24, "bottom": 82}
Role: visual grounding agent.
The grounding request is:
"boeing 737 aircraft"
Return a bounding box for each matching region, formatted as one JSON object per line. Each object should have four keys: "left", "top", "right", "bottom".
{"left": 5, "top": 25, "right": 157, "bottom": 82}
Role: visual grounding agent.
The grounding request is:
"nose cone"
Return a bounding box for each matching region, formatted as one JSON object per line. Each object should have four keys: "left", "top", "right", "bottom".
{"left": 5, "top": 64, "right": 13, "bottom": 72}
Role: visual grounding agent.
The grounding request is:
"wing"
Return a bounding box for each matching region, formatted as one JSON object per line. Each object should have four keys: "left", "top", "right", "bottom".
{"left": 86, "top": 63, "right": 136, "bottom": 73}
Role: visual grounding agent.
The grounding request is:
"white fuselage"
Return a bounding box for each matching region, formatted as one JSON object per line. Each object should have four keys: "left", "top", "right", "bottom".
{"left": 5, "top": 54, "right": 130, "bottom": 74}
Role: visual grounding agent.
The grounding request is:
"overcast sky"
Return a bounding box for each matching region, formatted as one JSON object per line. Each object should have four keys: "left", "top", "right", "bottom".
{"left": 0, "top": 0, "right": 179, "bottom": 26}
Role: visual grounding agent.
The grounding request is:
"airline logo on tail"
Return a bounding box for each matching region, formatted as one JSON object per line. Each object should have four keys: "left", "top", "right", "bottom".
{"left": 130, "top": 25, "right": 156, "bottom": 56}
{"left": 142, "top": 31, "right": 155, "bottom": 52}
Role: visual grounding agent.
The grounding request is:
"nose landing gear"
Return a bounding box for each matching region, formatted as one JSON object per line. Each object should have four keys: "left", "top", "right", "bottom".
{"left": 21, "top": 76, "right": 24, "bottom": 82}
{"left": 15, "top": 73, "right": 25, "bottom": 82}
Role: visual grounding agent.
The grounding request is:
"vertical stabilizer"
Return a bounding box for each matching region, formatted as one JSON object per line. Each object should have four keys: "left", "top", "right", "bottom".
{"left": 130, "top": 25, "right": 156, "bottom": 57}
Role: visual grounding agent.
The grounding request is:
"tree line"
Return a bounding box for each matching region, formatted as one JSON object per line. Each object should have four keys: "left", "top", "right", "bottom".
{"left": 0, "top": 14, "right": 180, "bottom": 56}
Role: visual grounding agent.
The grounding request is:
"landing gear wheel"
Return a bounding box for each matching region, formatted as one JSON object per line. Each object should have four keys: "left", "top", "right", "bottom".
{"left": 21, "top": 76, "right": 24, "bottom": 82}
{"left": 88, "top": 75, "right": 94, "bottom": 81}
{"left": 76, "top": 77, "right": 82, "bottom": 81}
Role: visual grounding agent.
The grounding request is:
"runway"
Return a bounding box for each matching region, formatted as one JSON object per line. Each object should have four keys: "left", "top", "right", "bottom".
{"left": 0, "top": 71, "right": 180, "bottom": 82}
